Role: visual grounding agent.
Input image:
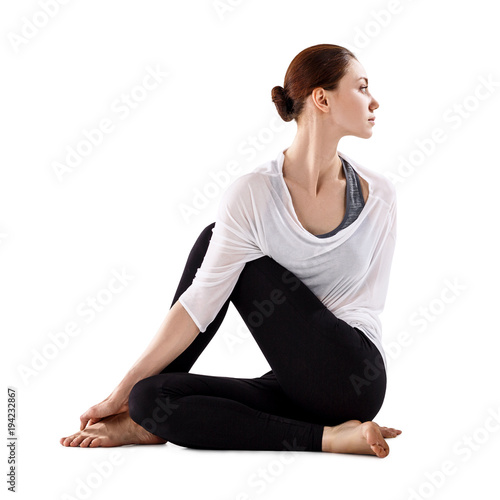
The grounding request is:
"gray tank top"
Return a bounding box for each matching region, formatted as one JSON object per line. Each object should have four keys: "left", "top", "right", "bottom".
{"left": 315, "top": 156, "right": 365, "bottom": 238}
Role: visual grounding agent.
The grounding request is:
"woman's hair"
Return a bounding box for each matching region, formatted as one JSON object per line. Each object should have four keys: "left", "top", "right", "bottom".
{"left": 271, "top": 44, "right": 358, "bottom": 122}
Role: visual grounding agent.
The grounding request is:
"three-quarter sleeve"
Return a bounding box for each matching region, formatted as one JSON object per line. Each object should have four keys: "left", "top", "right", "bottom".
{"left": 178, "top": 174, "right": 264, "bottom": 332}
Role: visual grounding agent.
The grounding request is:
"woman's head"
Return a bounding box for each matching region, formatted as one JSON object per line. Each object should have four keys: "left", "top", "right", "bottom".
{"left": 271, "top": 44, "right": 379, "bottom": 139}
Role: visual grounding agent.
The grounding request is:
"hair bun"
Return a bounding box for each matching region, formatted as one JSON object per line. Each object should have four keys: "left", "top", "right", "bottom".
{"left": 271, "top": 85, "right": 294, "bottom": 122}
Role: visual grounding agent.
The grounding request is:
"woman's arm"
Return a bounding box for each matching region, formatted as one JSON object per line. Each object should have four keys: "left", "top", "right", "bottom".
{"left": 79, "top": 300, "right": 199, "bottom": 430}
{"left": 111, "top": 300, "right": 200, "bottom": 402}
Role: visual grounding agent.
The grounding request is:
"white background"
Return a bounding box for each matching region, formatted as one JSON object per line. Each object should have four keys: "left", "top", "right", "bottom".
{"left": 1, "top": 1, "right": 499, "bottom": 499}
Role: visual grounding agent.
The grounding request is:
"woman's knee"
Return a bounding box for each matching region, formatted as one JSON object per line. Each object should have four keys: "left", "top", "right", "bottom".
{"left": 236, "top": 256, "right": 292, "bottom": 290}
{"left": 348, "top": 370, "right": 387, "bottom": 423}
{"left": 128, "top": 378, "right": 157, "bottom": 428}
{"left": 128, "top": 374, "right": 189, "bottom": 437}
{"left": 231, "top": 255, "right": 316, "bottom": 317}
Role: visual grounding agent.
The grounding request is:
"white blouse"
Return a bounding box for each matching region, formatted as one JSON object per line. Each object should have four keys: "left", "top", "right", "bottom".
{"left": 179, "top": 148, "right": 397, "bottom": 370}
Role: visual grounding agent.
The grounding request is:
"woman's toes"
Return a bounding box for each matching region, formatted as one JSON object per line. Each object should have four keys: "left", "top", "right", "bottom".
{"left": 70, "top": 436, "right": 82, "bottom": 446}
{"left": 369, "top": 436, "right": 389, "bottom": 457}
{"left": 64, "top": 435, "right": 77, "bottom": 446}
{"left": 74, "top": 432, "right": 91, "bottom": 446}
{"left": 379, "top": 426, "right": 401, "bottom": 439}
{"left": 89, "top": 438, "right": 101, "bottom": 448}
{"left": 377, "top": 445, "right": 389, "bottom": 458}
{"left": 363, "top": 422, "right": 390, "bottom": 457}
{"left": 80, "top": 437, "right": 93, "bottom": 448}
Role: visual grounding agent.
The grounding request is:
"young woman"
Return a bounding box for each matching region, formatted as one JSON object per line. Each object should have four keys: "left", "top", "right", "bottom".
{"left": 60, "top": 44, "right": 402, "bottom": 457}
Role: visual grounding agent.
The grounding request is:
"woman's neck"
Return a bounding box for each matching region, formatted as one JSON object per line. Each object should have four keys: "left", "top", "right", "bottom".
{"left": 283, "top": 126, "right": 344, "bottom": 197}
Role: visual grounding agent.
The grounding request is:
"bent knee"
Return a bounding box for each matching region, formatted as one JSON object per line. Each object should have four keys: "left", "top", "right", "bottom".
{"left": 128, "top": 378, "right": 159, "bottom": 427}
{"left": 128, "top": 375, "right": 184, "bottom": 437}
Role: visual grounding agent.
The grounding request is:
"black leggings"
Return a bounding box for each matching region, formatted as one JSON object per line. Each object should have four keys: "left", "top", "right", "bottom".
{"left": 128, "top": 222, "right": 387, "bottom": 452}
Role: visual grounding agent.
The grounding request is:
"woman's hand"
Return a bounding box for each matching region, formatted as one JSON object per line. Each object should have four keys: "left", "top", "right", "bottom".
{"left": 79, "top": 392, "right": 129, "bottom": 431}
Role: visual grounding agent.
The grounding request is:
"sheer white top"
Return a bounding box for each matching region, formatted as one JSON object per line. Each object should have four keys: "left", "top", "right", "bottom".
{"left": 179, "top": 148, "right": 397, "bottom": 370}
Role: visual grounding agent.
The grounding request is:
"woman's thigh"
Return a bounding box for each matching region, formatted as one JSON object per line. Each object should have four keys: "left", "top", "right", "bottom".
{"left": 229, "top": 255, "right": 387, "bottom": 423}
{"left": 158, "top": 221, "right": 386, "bottom": 423}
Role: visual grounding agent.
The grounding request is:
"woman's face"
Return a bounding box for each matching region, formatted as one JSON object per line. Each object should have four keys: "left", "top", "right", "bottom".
{"left": 323, "top": 58, "right": 379, "bottom": 139}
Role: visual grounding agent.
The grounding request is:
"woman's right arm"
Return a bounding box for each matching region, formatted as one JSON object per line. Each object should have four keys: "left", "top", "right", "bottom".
{"left": 79, "top": 300, "right": 199, "bottom": 430}
{"left": 80, "top": 174, "right": 262, "bottom": 430}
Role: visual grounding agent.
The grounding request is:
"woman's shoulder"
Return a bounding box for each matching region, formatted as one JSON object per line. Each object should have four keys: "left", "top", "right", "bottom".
{"left": 222, "top": 170, "right": 267, "bottom": 198}
{"left": 217, "top": 169, "right": 271, "bottom": 219}
{"left": 222, "top": 156, "right": 277, "bottom": 199}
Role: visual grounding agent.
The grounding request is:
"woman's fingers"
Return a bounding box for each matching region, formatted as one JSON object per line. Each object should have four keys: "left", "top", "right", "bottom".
{"left": 80, "top": 408, "right": 99, "bottom": 430}
{"left": 78, "top": 396, "right": 127, "bottom": 430}
{"left": 80, "top": 414, "right": 90, "bottom": 430}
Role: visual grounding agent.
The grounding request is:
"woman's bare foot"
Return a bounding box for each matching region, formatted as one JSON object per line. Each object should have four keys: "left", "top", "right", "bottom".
{"left": 60, "top": 410, "right": 167, "bottom": 448}
{"left": 322, "top": 420, "right": 402, "bottom": 458}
